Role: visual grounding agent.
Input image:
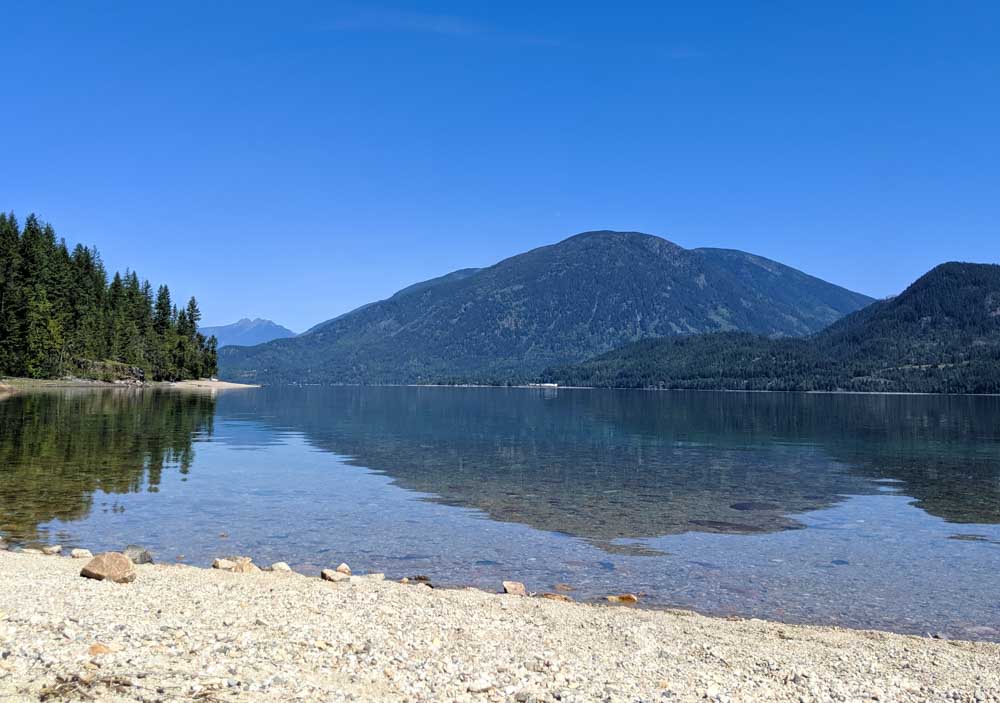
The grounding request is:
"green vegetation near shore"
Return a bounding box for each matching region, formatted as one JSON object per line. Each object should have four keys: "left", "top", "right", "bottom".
{"left": 0, "top": 212, "right": 217, "bottom": 382}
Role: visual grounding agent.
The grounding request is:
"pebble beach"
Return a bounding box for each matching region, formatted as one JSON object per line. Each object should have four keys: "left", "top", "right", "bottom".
{"left": 0, "top": 549, "right": 998, "bottom": 702}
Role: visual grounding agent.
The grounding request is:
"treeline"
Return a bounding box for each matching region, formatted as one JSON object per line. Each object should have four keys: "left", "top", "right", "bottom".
{"left": 0, "top": 212, "right": 217, "bottom": 381}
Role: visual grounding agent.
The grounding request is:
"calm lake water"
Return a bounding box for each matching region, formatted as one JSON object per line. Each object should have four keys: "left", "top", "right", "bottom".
{"left": 2, "top": 386, "right": 999, "bottom": 640}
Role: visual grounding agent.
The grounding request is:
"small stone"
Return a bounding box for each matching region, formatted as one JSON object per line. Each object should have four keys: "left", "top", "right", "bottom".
{"left": 605, "top": 594, "right": 639, "bottom": 604}
{"left": 503, "top": 581, "right": 527, "bottom": 596}
{"left": 335, "top": 563, "right": 351, "bottom": 575}
{"left": 213, "top": 558, "right": 236, "bottom": 570}
{"left": 270, "top": 562, "right": 292, "bottom": 572}
{"left": 0, "top": 538, "right": 8, "bottom": 550}
{"left": 80, "top": 553, "right": 136, "bottom": 584}
{"left": 321, "top": 569, "right": 349, "bottom": 582}
{"left": 468, "top": 678, "right": 494, "bottom": 693}
{"left": 553, "top": 583, "right": 575, "bottom": 592}
{"left": 229, "top": 557, "right": 260, "bottom": 573}
{"left": 88, "top": 643, "right": 113, "bottom": 656}
{"left": 42, "top": 545, "right": 62, "bottom": 555}
{"left": 364, "top": 572, "right": 385, "bottom": 581}
{"left": 71, "top": 548, "right": 94, "bottom": 559}
{"left": 123, "top": 545, "right": 153, "bottom": 564}
{"left": 21, "top": 548, "right": 43, "bottom": 555}
{"left": 541, "top": 593, "right": 573, "bottom": 602}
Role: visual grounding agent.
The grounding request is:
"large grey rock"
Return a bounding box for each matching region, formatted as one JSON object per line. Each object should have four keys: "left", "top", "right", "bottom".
{"left": 80, "top": 553, "right": 136, "bottom": 584}
{"left": 123, "top": 545, "right": 153, "bottom": 564}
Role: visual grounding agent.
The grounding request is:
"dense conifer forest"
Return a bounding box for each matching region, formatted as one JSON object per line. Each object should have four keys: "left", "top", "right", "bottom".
{"left": 544, "top": 263, "right": 1000, "bottom": 394}
{"left": 0, "top": 212, "right": 217, "bottom": 381}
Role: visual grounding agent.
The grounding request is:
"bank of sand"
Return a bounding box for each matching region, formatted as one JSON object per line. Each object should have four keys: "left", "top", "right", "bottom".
{"left": 0, "top": 550, "right": 997, "bottom": 702}
{"left": 166, "top": 378, "right": 259, "bottom": 390}
{"left": 0, "top": 377, "right": 258, "bottom": 393}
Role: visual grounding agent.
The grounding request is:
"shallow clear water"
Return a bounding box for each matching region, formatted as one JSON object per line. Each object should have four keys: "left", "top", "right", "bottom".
{"left": 2, "top": 386, "right": 999, "bottom": 640}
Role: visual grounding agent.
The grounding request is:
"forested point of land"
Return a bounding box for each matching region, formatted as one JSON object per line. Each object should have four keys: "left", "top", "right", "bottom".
{"left": 0, "top": 212, "right": 217, "bottom": 381}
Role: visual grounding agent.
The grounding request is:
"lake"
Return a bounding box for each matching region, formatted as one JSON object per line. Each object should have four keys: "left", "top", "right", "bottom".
{"left": 2, "top": 386, "right": 999, "bottom": 640}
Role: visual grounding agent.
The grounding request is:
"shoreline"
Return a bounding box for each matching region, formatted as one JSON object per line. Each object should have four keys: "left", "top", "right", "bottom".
{"left": 1, "top": 549, "right": 998, "bottom": 701}
{"left": 0, "top": 377, "right": 259, "bottom": 393}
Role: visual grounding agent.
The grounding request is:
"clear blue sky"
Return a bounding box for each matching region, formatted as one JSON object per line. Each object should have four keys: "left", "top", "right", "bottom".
{"left": 2, "top": 2, "right": 998, "bottom": 330}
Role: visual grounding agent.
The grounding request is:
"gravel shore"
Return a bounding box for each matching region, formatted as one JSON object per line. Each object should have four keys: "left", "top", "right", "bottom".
{"left": 0, "top": 550, "right": 997, "bottom": 702}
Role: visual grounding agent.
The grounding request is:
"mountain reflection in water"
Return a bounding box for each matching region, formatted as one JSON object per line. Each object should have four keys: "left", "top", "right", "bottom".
{"left": 214, "top": 387, "right": 1000, "bottom": 546}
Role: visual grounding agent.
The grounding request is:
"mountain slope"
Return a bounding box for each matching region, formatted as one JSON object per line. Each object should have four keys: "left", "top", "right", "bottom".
{"left": 220, "top": 231, "right": 873, "bottom": 385}
{"left": 200, "top": 318, "right": 295, "bottom": 348}
{"left": 545, "top": 262, "right": 1000, "bottom": 394}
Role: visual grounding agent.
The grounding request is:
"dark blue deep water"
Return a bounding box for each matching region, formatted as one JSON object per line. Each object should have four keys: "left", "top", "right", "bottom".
{"left": 2, "top": 386, "right": 999, "bottom": 640}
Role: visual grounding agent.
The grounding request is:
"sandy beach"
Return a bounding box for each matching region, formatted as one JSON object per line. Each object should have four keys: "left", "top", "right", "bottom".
{"left": 0, "top": 377, "right": 259, "bottom": 393}
{"left": 166, "top": 379, "right": 260, "bottom": 391}
{"left": 0, "top": 549, "right": 997, "bottom": 702}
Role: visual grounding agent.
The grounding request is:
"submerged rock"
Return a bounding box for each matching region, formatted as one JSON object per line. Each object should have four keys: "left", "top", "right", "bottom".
{"left": 80, "top": 553, "right": 136, "bottom": 584}
{"left": 730, "top": 501, "right": 781, "bottom": 511}
{"left": 124, "top": 545, "right": 154, "bottom": 564}
{"left": 502, "top": 581, "right": 527, "bottom": 596}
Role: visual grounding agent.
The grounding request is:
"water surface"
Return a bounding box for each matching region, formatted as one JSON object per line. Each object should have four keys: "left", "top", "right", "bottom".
{"left": 2, "top": 387, "right": 999, "bottom": 640}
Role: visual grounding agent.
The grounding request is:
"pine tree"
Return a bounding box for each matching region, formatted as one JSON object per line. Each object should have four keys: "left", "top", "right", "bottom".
{"left": 0, "top": 213, "right": 23, "bottom": 372}
{"left": 0, "top": 212, "right": 218, "bottom": 382}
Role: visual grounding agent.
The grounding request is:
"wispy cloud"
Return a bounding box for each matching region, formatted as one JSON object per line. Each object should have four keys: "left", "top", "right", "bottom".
{"left": 325, "top": 7, "right": 560, "bottom": 46}
{"left": 665, "top": 45, "right": 706, "bottom": 60}
{"left": 329, "top": 8, "right": 487, "bottom": 38}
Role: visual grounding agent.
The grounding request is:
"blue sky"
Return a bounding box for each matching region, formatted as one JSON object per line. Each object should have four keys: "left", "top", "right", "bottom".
{"left": 2, "top": 1, "right": 998, "bottom": 330}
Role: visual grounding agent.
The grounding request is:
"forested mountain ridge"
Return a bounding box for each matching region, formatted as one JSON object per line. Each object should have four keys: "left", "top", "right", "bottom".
{"left": 0, "top": 212, "right": 217, "bottom": 381}
{"left": 220, "top": 230, "right": 872, "bottom": 385}
{"left": 200, "top": 318, "right": 295, "bottom": 348}
{"left": 544, "top": 262, "right": 1000, "bottom": 394}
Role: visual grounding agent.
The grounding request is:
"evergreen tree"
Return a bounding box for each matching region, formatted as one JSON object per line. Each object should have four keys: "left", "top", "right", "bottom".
{"left": 0, "top": 212, "right": 218, "bottom": 382}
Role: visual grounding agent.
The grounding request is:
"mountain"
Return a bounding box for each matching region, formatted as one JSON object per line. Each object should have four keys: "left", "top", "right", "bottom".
{"left": 200, "top": 318, "right": 296, "bottom": 348}
{"left": 545, "top": 262, "right": 1000, "bottom": 394}
{"left": 219, "top": 230, "right": 873, "bottom": 385}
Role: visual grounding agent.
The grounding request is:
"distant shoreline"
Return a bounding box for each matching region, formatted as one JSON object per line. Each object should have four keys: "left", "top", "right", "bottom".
{"left": 6, "top": 376, "right": 999, "bottom": 397}
{"left": 406, "top": 382, "right": 1000, "bottom": 397}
